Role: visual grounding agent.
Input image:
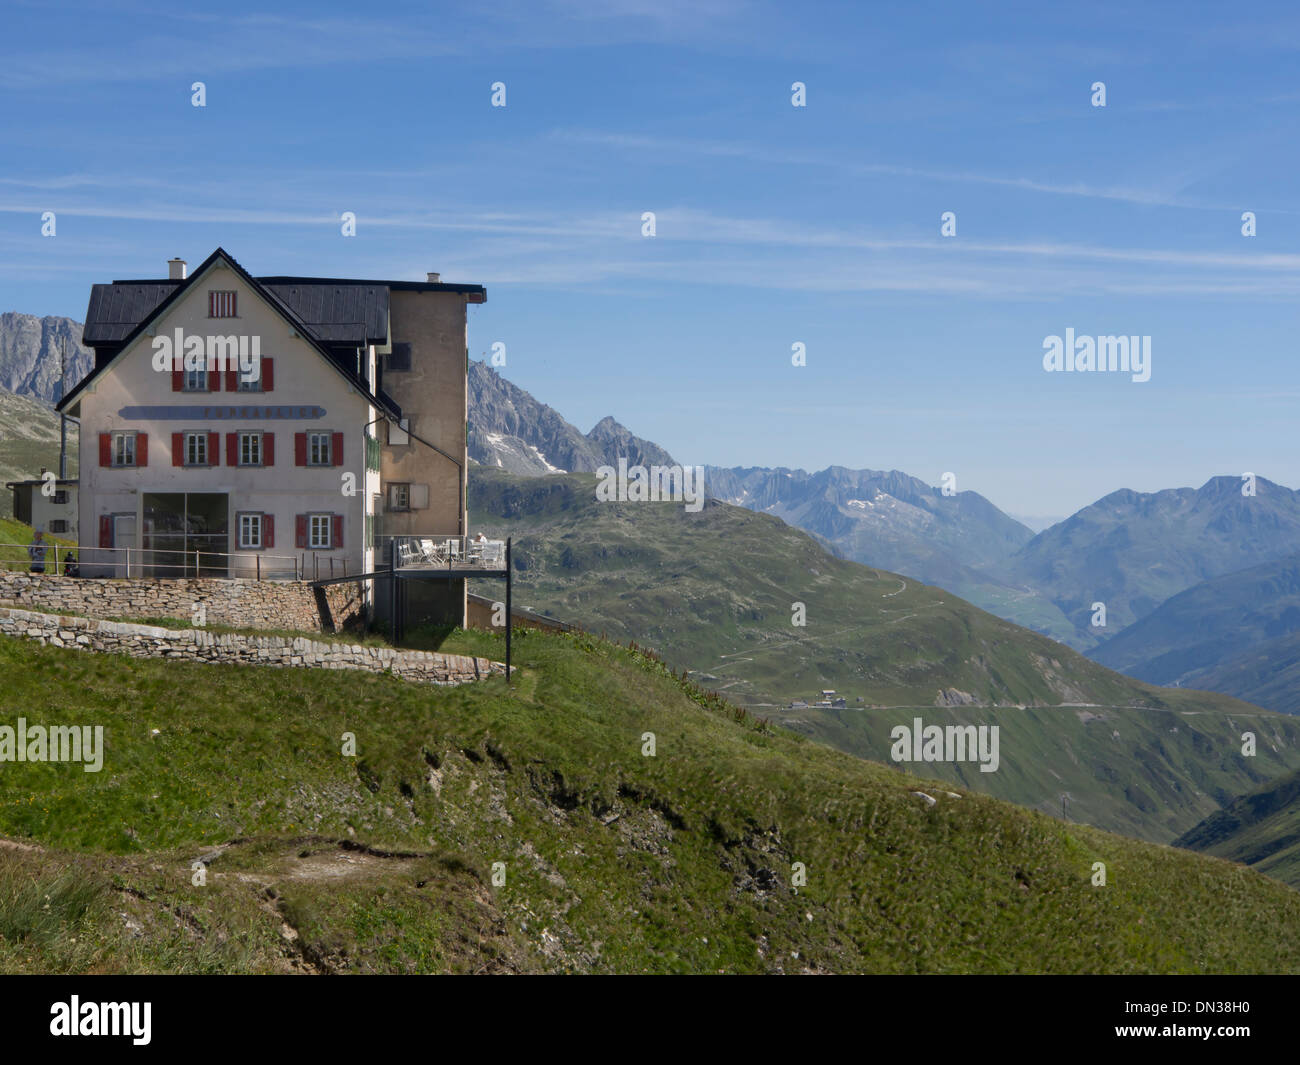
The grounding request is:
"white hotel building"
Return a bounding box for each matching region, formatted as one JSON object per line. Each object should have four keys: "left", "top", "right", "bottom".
{"left": 58, "top": 247, "right": 487, "bottom": 623}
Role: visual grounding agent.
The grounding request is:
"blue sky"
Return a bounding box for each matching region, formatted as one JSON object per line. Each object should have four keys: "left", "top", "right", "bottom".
{"left": 3, "top": 0, "right": 1300, "bottom": 519}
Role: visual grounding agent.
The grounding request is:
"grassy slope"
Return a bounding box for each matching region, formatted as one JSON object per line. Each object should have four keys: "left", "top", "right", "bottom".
{"left": 0, "top": 516, "right": 77, "bottom": 570}
{"left": 1175, "top": 767, "right": 1300, "bottom": 889}
{"left": 3, "top": 629, "right": 1300, "bottom": 974}
{"left": 467, "top": 469, "right": 1300, "bottom": 842}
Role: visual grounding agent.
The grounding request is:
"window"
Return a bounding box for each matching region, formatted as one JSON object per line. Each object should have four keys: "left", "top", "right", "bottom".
{"left": 49, "top": 519, "right": 68, "bottom": 534}
{"left": 184, "top": 367, "right": 208, "bottom": 391}
{"left": 308, "top": 431, "right": 332, "bottom": 466}
{"left": 209, "top": 291, "right": 237, "bottom": 318}
{"left": 309, "top": 514, "right": 332, "bottom": 549}
{"left": 112, "top": 431, "right": 137, "bottom": 467}
{"left": 387, "top": 483, "right": 410, "bottom": 511}
{"left": 238, "top": 512, "right": 263, "bottom": 549}
{"left": 51, "top": 490, "right": 68, "bottom": 505}
{"left": 185, "top": 432, "right": 208, "bottom": 466}
{"left": 238, "top": 373, "right": 260, "bottom": 392}
{"left": 387, "top": 342, "right": 412, "bottom": 372}
{"left": 239, "top": 432, "right": 262, "bottom": 466}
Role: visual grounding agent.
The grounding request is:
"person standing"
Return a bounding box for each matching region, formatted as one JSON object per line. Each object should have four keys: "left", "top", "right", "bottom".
{"left": 28, "top": 529, "right": 48, "bottom": 575}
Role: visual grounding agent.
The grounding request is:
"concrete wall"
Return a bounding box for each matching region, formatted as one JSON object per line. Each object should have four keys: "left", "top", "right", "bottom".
{"left": 0, "top": 605, "right": 507, "bottom": 687}
{"left": 379, "top": 288, "right": 476, "bottom": 625}
{"left": 466, "top": 592, "right": 572, "bottom": 634}
{"left": 0, "top": 571, "right": 367, "bottom": 633}
{"left": 74, "top": 258, "right": 374, "bottom": 580}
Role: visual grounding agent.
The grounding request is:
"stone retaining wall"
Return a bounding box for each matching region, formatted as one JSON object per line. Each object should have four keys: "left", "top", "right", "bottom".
{"left": 0, "top": 605, "right": 507, "bottom": 687}
{"left": 0, "top": 572, "right": 366, "bottom": 633}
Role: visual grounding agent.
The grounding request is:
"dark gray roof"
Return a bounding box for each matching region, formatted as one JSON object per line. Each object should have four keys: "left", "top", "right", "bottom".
{"left": 261, "top": 282, "right": 388, "bottom": 345}
{"left": 82, "top": 282, "right": 177, "bottom": 344}
{"left": 82, "top": 278, "right": 390, "bottom": 347}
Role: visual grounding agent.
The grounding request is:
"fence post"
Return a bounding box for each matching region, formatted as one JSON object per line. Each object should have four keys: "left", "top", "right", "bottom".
{"left": 256, "top": 554, "right": 261, "bottom": 581}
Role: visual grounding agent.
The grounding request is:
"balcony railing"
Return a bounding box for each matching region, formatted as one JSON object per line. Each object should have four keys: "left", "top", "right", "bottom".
{"left": 0, "top": 542, "right": 324, "bottom": 581}
{"left": 381, "top": 534, "right": 507, "bottom": 572}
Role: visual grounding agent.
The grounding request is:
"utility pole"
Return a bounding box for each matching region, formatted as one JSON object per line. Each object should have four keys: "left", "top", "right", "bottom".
{"left": 58, "top": 336, "right": 68, "bottom": 480}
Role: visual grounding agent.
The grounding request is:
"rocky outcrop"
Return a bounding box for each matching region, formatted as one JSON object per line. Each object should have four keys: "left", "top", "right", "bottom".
{"left": 467, "top": 360, "right": 676, "bottom": 475}
{"left": 0, "top": 313, "right": 93, "bottom": 404}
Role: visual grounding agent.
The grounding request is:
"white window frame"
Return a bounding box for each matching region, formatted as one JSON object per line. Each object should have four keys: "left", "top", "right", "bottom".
{"left": 308, "top": 431, "right": 332, "bottom": 467}
{"left": 388, "top": 482, "right": 410, "bottom": 511}
{"left": 309, "top": 513, "right": 332, "bottom": 549}
{"left": 184, "top": 431, "right": 208, "bottom": 467}
{"left": 238, "top": 432, "right": 262, "bottom": 466}
{"left": 184, "top": 367, "right": 208, "bottom": 391}
{"left": 238, "top": 512, "right": 263, "bottom": 549}
{"left": 237, "top": 362, "right": 263, "bottom": 392}
{"left": 112, "top": 431, "right": 137, "bottom": 467}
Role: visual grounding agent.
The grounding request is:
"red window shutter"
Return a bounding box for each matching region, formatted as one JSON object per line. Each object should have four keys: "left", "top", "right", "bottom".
{"left": 261, "top": 357, "right": 274, "bottom": 391}
{"left": 136, "top": 433, "right": 148, "bottom": 468}
{"left": 262, "top": 433, "right": 275, "bottom": 467}
{"left": 208, "top": 368, "right": 220, "bottom": 392}
{"left": 225, "top": 368, "right": 238, "bottom": 392}
{"left": 226, "top": 432, "right": 238, "bottom": 467}
{"left": 171, "top": 369, "right": 183, "bottom": 392}
{"left": 208, "top": 291, "right": 215, "bottom": 317}
{"left": 99, "top": 515, "right": 112, "bottom": 548}
{"left": 98, "top": 433, "right": 111, "bottom": 467}
{"left": 332, "top": 432, "right": 344, "bottom": 466}
{"left": 263, "top": 514, "right": 275, "bottom": 550}
{"left": 332, "top": 514, "right": 343, "bottom": 549}
{"left": 294, "top": 432, "right": 307, "bottom": 466}
{"left": 172, "top": 432, "right": 184, "bottom": 466}
{"left": 295, "top": 514, "right": 307, "bottom": 549}
{"left": 208, "top": 431, "right": 220, "bottom": 465}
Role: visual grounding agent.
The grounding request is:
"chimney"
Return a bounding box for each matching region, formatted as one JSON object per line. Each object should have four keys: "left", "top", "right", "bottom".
{"left": 168, "top": 257, "right": 187, "bottom": 280}
{"left": 426, "top": 272, "right": 441, "bottom": 283}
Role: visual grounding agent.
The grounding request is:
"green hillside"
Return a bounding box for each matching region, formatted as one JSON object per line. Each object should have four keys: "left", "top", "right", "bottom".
{"left": 0, "top": 387, "right": 76, "bottom": 520}
{"left": 1176, "top": 767, "right": 1300, "bottom": 890}
{"left": 4, "top": 628, "right": 1300, "bottom": 974}
{"left": 466, "top": 468, "right": 1300, "bottom": 841}
{"left": 771, "top": 702, "right": 1300, "bottom": 843}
